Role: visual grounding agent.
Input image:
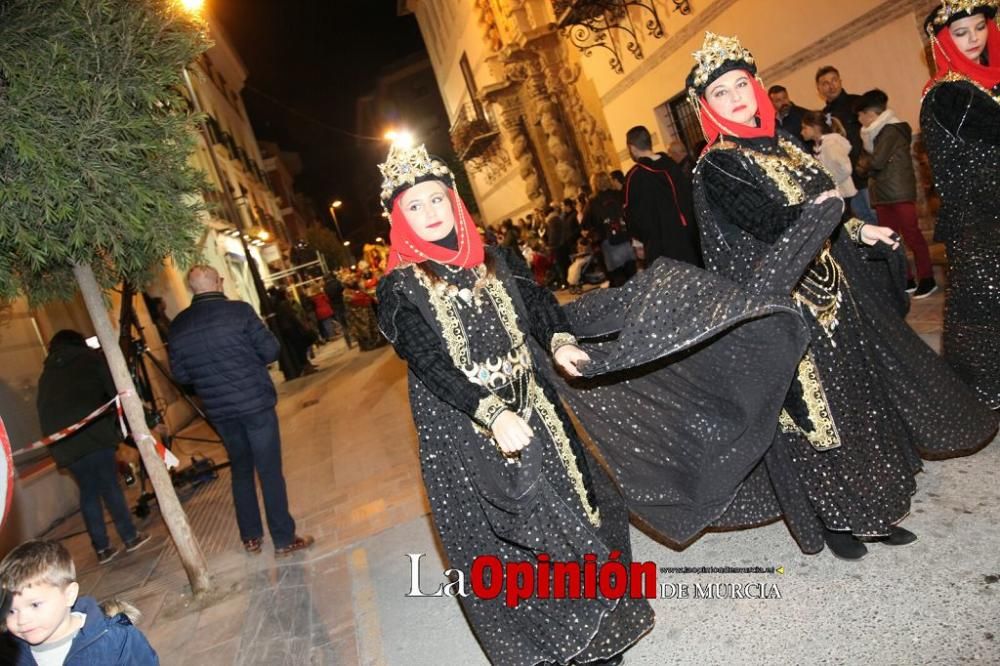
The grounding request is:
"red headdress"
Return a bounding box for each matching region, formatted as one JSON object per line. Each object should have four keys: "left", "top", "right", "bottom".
{"left": 685, "top": 33, "right": 777, "bottom": 149}
{"left": 378, "top": 144, "right": 485, "bottom": 272}
{"left": 385, "top": 185, "right": 484, "bottom": 272}
{"left": 924, "top": 4, "right": 1000, "bottom": 93}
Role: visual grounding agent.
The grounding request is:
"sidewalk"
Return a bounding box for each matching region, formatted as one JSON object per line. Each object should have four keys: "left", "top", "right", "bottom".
{"left": 46, "top": 291, "right": 1000, "bottom": 665}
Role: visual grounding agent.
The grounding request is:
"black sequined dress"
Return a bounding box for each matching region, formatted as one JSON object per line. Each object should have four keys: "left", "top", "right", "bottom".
{"left": 377, "top": 247, "right": 653, "bottom": 666}
{"left": 921, "top": 76, "right": 1000, "bottom": 409}
{"left": 690, "top": 135, "right": 998, "bottom": 553}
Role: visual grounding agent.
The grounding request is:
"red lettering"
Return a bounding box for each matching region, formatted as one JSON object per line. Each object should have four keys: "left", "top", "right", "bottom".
{"left": 505, "top": 561, "right": 535, "bottom": 608}
{"left": 470, "top": 555, "right": 503, "bottom": 599}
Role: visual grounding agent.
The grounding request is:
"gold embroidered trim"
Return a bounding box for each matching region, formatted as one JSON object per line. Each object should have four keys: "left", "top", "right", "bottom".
{"left": 474, "top": 394, "right": 508, "bottom": 428}
{"left": 782, "top": 352, "right": 842, "bottom": 451}
{"left": 927, "top": 70, "right": 1000, "bottom": 106}
{"left": 482, "top": 273, "right": 526, "bottom": 349}
{"left": 549, "top": 331, "right": 579, "bottom": 356}
{"left": 740, "top": 138, "right": 833, "bottom": 206}
{"left": 411, "top": 263, "right": 600, "bottom": 520}
{"left": 530, "top": 381, "right": 601, "bottom": 527}
{"left": 843, "top": 217, "right": 866, "bottom": 244}
{"left": 412, "top": 266, "right": 469, "bottom": 365}
{"left": 793, "top": 244, "right": 844, "bottom": 344}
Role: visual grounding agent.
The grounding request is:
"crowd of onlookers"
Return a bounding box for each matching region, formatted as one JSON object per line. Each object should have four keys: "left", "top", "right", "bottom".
{"left": 473, "top": 63, "right": 939, "bottom": 301}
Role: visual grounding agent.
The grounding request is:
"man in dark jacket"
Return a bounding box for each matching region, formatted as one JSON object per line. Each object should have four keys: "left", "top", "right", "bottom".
{"left": 623, "top": 125, "right": 701, "bottom": 266}
{"left": 768, "top": 85, "right": 808, "bottom": 147}
{"left": 816, "top": 65, "right": 876, "bottom": 222}
{"left": 36, "top": 331, "right": 149, "bottom": 564}
{"left": 324, "top": 274, "right": 353, "bottom": 349}
{"left": 168, "top": 265, "right": 313, "bottom": 557}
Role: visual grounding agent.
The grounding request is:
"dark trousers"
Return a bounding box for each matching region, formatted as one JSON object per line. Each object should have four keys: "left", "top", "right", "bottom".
{"left": 67, "top": 447, "right": 137, "bottom": 553}
{"left": 334, "top": 309, "right": 353, "bottom": 348}
{"left": 874, "top": 201, "right": 933, "bottom": 280}
{"left": 213, "top": 409, "right": 296, "bottom": 548}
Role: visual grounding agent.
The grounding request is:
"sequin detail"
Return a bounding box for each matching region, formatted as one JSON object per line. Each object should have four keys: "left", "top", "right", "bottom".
{"left": 779, "top": 352, "right": 842, "bottom": 451}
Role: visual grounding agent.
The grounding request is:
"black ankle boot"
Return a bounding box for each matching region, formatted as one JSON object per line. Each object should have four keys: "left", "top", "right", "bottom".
{"left": 879, "top": 525, "right": 918, "bottom": 546}
{"left": 824, "top": 529, "right": 868, "bottom": 560}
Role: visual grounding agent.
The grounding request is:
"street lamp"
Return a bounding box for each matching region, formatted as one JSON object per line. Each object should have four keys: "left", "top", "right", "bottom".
{"left": 385, "top": 129, "right": 415, "bottom": 149}
{"left": 328, "top": 199, "right": 343, "bottom": 239}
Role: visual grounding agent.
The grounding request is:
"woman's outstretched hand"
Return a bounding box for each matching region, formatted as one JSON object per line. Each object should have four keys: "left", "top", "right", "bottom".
{"left": 859, "top": 224, "right": 901, "bottom": 250}
{"left": 554, "top": 344, "right": 590, "bottom": 378}
{"left": 491, "top": 410, "right": 533, "bottom": 455}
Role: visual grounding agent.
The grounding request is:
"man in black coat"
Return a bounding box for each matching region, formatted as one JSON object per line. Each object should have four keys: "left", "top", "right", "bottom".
{"left": 768, "top": 85, "right": 808, "bottom": 147}
{"left": 816, "top": 65, "right": 877, "bottom": 222}
{"left": 37, "top": 331, "right": 149, "bottom": 564}
{"left": 623, "top": 125, "right": 702, "bottom": 266}
{"left": 168, "top": 265, "right": 313, "bottom": 557}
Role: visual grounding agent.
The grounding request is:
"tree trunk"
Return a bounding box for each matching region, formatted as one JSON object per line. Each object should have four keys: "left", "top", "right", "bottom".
{"left": 73, "top": 262, "right": 211, "bottom": 596}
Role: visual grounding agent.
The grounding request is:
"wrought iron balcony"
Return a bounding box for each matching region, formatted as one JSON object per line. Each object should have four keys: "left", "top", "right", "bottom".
{"left": 554, "top": 0, "right": 688, "bottom": 74}
{"left": 450, "top": 103, "right": 500, "bottom": 161}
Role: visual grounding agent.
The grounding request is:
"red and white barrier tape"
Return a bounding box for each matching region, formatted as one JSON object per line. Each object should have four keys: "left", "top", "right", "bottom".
{"left": 15, "top": 393, "right": 179, "bottom": 469}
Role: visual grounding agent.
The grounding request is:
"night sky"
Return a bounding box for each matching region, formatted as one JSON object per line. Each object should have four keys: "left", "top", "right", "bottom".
{"left": 212, "top": 0, "right": 426, "bottom": 239}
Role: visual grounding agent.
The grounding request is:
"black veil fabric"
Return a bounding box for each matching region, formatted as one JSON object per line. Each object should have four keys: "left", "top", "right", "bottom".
{"left": 544, "top": 199, "right": 847, "bottom": 544}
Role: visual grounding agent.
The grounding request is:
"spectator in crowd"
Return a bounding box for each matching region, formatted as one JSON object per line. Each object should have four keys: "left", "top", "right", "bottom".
{"left": 800, "top": 110, "right": 857, "bottom": 209}
{"left": 856, "top": 88, "right": 938, "bottom": 297}
{"left": 623, "top": 125, "right": 701, "bottom": 266}
{"left": 666, "top": 141, "right": 696, "bottom": 180}
{"left": 816, "top": 65, "right": 876, "bottom": 222}
{"left": 36, "top": 330, "right": 150, "bottom": 565}
{"left": 584, "top": 172, "right": 635, "bottom": 286}
{"left": 324, "top": 273, "right": 353, "bottom": 349}
{"left": 545, "top": 204, "right": 572, "bottom": 287}
{"left": 168, "top": 265, "right": 314, "bottom": 557}
{"left": 271, "top": 288, "right": 318, "bottom": 376}
{"left": 310, "top": 286, "right": 336, "bottom": 342}
{"left": 0, "top": 540, "right": 158, "bottom": 664}
{"left": 768, "top": 84, "right": 807, "bottom": 144}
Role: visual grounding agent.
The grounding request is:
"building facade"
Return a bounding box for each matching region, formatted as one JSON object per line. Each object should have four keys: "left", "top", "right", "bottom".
{"left": 404, "top": 0, "right": 941, "bottom": 226}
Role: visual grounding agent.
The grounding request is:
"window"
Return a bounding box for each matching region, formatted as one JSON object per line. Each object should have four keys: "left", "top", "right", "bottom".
{"left": 459, "top": 53, "right": 484, "bottom": 120}
{"left": 654, "top": 91, "right": 703, "bottom": 154}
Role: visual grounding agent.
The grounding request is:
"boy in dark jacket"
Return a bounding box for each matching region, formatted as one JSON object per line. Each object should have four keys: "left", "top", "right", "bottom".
{"left": 36, "top": 331, "right": 149, "bottom": 565}
{"left": 0, "top": 540, "right": 157, "bottom": 665}
{"left": 857, "top": 88, "right": 937, "bottom": 298}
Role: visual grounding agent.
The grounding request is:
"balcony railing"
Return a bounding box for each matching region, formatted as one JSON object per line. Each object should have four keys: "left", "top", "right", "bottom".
{"left": 554, "top": 0, "right": 685, "bottom": 74}
{"left": 450, "top": 103, "right": 500, "bottom": 161}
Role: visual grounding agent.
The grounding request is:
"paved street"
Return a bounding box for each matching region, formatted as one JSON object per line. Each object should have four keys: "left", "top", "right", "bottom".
{"left": 49, "top": 289, "right": 999, "bottom": 665}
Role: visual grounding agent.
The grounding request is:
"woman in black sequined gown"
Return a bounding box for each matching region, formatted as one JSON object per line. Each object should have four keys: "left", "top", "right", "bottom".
{"left": 374, "top": 143, "right": 652, "bottom": 666}
{"left": 684, "top": 33, "right": 998, "bottom": 559}
{"left": 921, "top": 3, "right": 1000, "bottom": 409}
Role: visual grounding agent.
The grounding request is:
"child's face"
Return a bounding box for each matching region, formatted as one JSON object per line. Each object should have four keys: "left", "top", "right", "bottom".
{"left": 6, "top": 580, "right": 79, "bottom": 646}
{"left": 857, "top": 109, "right": 879, "bottom": 128}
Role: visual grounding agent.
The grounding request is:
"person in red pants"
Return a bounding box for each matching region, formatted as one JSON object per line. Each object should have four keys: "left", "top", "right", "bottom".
{"left": 857, "top": 88, "right": 938, "bottom": 298}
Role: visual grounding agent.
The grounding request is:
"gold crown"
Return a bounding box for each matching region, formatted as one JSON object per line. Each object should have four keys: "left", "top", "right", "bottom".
{"left": 931, "top": 0, "right": 999, "bottom": 26}
{"left": 378, "top": 143, "right": 453, "bottom": 210}
{"left": 690, "top": 32, "right": 755, "bottom": 88}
